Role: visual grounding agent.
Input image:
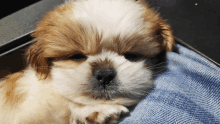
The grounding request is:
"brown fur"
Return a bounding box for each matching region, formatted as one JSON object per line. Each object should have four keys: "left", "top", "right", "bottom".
{"left": 102, "top": 34, "right": 161, "bottom": 56}
{"left": 0, "top": 72, "right": 26, "bottom": 108}
{"left": 90, "top": 58, "right": 115, "bottom": 71}
{"left": 86, "top": 112, "right": 99, "bottom": 123}
{"left": 27, "top": 2, "right": 103, "bottom": 79}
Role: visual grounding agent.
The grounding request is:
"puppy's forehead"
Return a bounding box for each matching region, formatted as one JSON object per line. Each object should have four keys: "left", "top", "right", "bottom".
{"left": 69, "top": 0, "right": 160, "bottom": 55}
{"left": 72, "top": 0, "right": 145, "bottom": 39}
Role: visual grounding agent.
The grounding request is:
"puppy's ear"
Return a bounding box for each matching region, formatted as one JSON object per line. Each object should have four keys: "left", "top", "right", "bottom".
{"left": 139, "top": 1, "right": 174, "bottom": 52}
{"left": 25, "top": 41, "right": 52, "bottom": 80}
{"left": 155, "top": 20, "right": 174, "bottom": 52}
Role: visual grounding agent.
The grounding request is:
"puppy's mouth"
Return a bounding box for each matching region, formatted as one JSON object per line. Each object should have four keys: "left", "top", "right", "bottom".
{"left": 88, "top": 79, "right": 120, "bottom": 99}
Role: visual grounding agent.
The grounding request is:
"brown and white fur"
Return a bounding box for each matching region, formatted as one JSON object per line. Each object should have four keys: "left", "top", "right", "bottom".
{"left": 0, "top": 0, "right": 174, "bottom": 123}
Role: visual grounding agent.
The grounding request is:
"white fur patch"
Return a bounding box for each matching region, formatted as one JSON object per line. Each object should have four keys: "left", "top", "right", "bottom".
{"left": 52, "top": 60, "right": 92, "bottom": 100}
{"left": 69, "top": 0, "right": 145, "bottom": 39}
{"left": 14, "top": 69, "right": 54, "bottom": 122}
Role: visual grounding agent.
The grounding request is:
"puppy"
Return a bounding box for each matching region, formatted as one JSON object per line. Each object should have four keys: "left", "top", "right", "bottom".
{"left": 0, "top": 0, "right": 174, "bottom": 123}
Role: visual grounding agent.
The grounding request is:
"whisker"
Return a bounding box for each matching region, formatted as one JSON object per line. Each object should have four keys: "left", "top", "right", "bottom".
{"left": 152, "top": 68, "right": 167, "bottom": 76}
{"left": 119, "top": 68, "right": 146, "bottom": 80}
{"left": 130, "top": 67, "right": 145, "bottom": 76}
{"left": 146, "top": 66, "right": 167, "bottom": 70}
{"left": 148, "top": 61, "right": 168, "bottom": 67}
{"left": 115, "top": 60, "right": 127, "bottom": 68}
{"left": 119, "top": 64, "right": 133, "bottom": 72}
{"left": 34, "top": 66, "right": 52, "bottom": 69}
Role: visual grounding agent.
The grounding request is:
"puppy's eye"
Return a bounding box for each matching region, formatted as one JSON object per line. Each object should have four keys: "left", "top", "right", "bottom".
{"left": 123, "top": 52, "right": 144, "bottom": 62}
{"left": 68, "top": 54, "right": 87, "bottom": 61}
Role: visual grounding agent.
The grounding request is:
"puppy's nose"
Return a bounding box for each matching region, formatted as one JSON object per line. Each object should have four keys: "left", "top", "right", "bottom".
{"left": 94, "top": 68, "right": 116, "bottom": 85}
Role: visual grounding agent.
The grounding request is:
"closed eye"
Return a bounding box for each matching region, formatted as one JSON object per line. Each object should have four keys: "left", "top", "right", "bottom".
{"left": 123, "top": 52, "right": 145, "bottom": 62}
{"left": 68, "top": 53, "right": 87, "bottom": 61}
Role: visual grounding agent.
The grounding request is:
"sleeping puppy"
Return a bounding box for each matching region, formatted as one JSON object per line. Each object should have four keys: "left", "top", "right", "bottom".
{"left": 0, "top": 0, "right": 174, "bottom": 123}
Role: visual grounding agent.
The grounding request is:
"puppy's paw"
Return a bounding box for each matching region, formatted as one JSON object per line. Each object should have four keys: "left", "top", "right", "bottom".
{"left": 70, "top": 104, "right": 129, "bottom": 124}
{"left": 86, "top": 105, "right": 129, "bottom": 124}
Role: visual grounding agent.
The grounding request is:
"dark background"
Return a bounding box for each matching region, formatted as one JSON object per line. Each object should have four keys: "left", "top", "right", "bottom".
{"left": 0, "top": 0, "right": 220, "bottom": 78}
{"left": 0, "top": 1, "right": 40, "bottom": 19}
{"left": 148, "top": 0, "right": 220, "bottom": 65}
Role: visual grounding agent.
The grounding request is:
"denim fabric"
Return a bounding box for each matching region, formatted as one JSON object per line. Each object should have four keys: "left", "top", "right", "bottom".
{"left": 120, "top": 45, "right": 220, "bottom": 124}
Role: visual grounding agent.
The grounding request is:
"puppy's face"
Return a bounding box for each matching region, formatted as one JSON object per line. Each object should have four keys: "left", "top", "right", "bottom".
{"left": 26, "top": 0, "right": 174, "bottom": 106}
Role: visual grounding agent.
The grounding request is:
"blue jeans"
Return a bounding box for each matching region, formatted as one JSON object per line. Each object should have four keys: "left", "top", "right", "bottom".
{"left": 120, "top": 45, "right": 220, "bottom": 124}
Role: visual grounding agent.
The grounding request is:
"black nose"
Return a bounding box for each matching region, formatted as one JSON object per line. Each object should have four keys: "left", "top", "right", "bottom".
{"left": 94, "top": 68, "right": 116, "bottom": 86}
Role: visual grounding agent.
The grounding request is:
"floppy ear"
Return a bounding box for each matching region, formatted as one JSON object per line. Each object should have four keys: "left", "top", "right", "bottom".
{"left": 137, "top": 0, "right": 174, "bottom": 52}
{"left": 25, "top": 40, "right": 52, "bottom": 80}
{"left": 25, "top": 5, "right": 66, "bottom": 80}
{"left": 155, "top": 20, "right": 174, "bottom": 52}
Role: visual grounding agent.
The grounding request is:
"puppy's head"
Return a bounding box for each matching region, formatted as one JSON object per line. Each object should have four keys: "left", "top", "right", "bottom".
{"left": 26, "top": 0, "right": 174, "bottom": 106}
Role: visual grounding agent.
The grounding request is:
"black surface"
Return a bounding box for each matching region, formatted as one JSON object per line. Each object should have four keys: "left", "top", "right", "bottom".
{"left": 0, "top": 44, "right": 29, "bottom": 79}
{"left": 0, "top": 1, "right": 40, "bottom": 19}
{"left": 0, "top": 0, "right": 64, "bottom": 51}
{"left": 148, "top": 0, "right": 220, "bottom": 64}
